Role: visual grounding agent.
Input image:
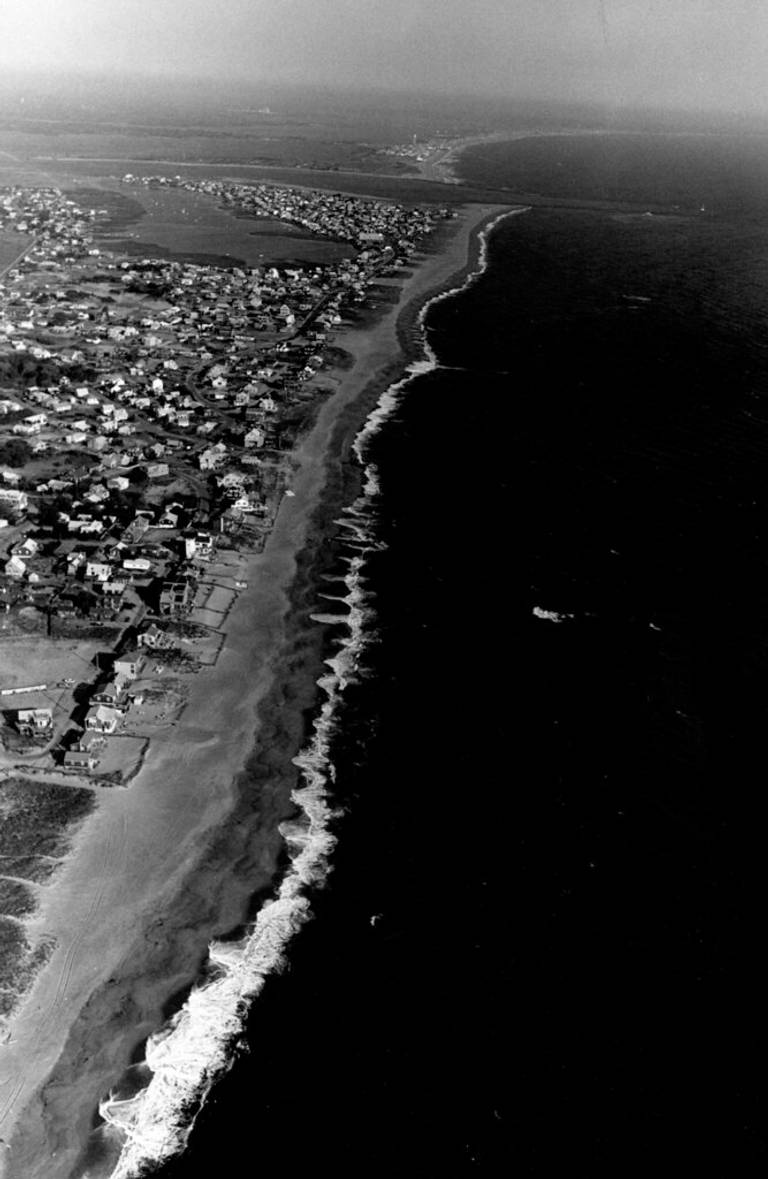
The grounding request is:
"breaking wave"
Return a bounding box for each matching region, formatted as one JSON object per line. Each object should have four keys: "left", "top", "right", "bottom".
{"left": 417, "top": 206, "right": 530, "bottom": 367}
{"left": 99, "top": 531, "right": 375, "bottom": 1175}
{"left": 353, "top": 206, "right": 530, "bottom": 445}
{"left": 532, "top": 606, "right": 575, "bottom": 624}
{"left": 98, "top": 205, "right": 527, "bottom": 1178}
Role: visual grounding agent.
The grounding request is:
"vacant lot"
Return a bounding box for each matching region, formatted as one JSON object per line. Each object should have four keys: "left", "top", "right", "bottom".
{"left": 90, "top": 734, "right": 148, "bottom": 784}
{"left": 0, "top": 636, "right": 101, "bottom": 690}
{"left": 0, "top": 229, "right": 30, "bottom": 272}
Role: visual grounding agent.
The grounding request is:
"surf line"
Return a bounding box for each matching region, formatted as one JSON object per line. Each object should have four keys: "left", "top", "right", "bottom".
{"left": 355, "top": 205, "right": 530, "bottom": 455}
{"left": 98, "top": 204, "right": 530, "bottom": 1179}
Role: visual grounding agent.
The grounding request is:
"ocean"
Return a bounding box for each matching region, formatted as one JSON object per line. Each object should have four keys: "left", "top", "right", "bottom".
{"left": 152, "top": 134, "right": 767, "bottom": 1174}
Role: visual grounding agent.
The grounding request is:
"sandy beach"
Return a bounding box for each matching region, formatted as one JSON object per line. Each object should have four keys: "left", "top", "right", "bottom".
{"left": 0, "top": 199, "right": 511, "bottom": 1178}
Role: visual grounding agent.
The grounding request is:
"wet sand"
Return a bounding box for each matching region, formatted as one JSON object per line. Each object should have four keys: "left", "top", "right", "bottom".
{"left": 0, "top": 200, "right": 511, "bottom": 1179}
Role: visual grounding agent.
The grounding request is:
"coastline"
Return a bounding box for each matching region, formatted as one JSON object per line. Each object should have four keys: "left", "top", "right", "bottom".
{"left": 0, "top": 198, "right": 517, "bottom": 1179}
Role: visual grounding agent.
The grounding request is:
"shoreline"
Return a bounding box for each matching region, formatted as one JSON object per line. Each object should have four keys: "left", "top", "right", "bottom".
{"left": 0, "top": 198, "right": 517, "bottom": 1178}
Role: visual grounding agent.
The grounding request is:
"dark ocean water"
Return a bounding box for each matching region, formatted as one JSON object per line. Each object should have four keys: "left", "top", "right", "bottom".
{"left": 157, "top": 136, "right": 768, "bottom": 1175}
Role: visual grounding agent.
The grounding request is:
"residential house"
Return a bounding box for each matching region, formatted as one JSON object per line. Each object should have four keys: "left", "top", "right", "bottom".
{"left": 93, "top": 676, "right": 130, "bottom": 707}
{"left": 123, "top": 557, "right": 152, "bottom": 575}
{"left": 103, "top": 580, "right": 127, "bottom": 598}
{"left": 138, "top": 624, "right": 175, "bottom": 650}
{"left": 63, "top": 750, "right": 98, "bottom": 771}
{"left": 11, "top": 537, "right": 38, "bottom": 559}
{"left": 199, "top": 444, "right": 227, "bottom": 471}
{"left": 160, "top": 579, "right": 193, "bottom": 614}
{"left": 78, "top": 729, "right": 106, "bottom": 754}
{"left": 16, "top": 708, "right": 52, "bottom": 736}
{"left": 0, "top": 488, "right": 28, "bottom": 513}
{"left": 114, "top": 650, "right": 145, "bottom": 680}
{"left": 4, "top": 555, "right": 26, "bottom": 578}
{"left": 84, "top": 704, "right": 119, "bottom": 734}
{"left": 85, "top": 561, "right": 111, "bottom": 583}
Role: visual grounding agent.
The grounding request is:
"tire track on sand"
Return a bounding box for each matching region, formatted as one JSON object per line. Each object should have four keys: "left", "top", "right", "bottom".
{"left": 0, "top": 811, "right": 125, "bottom": 1139}
{"left": 46, "top": 810, "right": 128, "bottom": 1018}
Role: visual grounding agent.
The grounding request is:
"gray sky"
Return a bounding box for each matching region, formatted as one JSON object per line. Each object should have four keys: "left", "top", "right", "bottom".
{"left": 0, "top": 1, "right": 766, "bottom": 115}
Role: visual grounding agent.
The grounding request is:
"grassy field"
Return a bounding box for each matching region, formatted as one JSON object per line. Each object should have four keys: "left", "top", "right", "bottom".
{"left": 0, "top": 876, "right": 37, "bottom": 918}
{"left": 0, "top": 229, "right": 30, "bottom": 271}
{"left": 0, "top": 854, "right": 58, "bottom": 884}
{"left": 0, "top": 918, "right": 53, "bottom": 1016}
{"left": 91, "top": 735, "right": 148, "bottom": 783}
{"left": 0, "top": 777, "right": 96, "bottom": 862}
{"left": 0, "top": 777, "right": 93, "bottom": 1012}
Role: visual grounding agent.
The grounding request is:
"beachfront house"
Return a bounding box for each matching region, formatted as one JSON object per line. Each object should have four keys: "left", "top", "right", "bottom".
{"left": 92, "top": 677, "right": 130, "bottom": 708}
{"left": 159, "top": 579, "right": 193, "bottom": 614}
{"left": 84, "top": 704, "right": 119, "bottom": 734}
{"left": 114, "top": 650, "right": 145, "bottom": 680}
{"left": 138, "top": 624, "right": 176, "bottom": 650}
{"left": 63, "top": 750, "right": 99, "bottom": 771}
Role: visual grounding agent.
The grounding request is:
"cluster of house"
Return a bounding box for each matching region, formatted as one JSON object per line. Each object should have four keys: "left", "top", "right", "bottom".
{"left": 0, "top": 175, "right": 453, "bottom": 769}
{"left": 0, "top": 185, "right": 97, "bottom": 268}
{"left": 123, "top": 173, "right": 451, "bottom": 252}
{"left": 380, "top": 136, "right": 449, "bottom": 161}
{"left": 62, "top": 645, "right": 146, "bottom": 771}
{"left": 378, "top": 135, "right": 466, "bottom": 179}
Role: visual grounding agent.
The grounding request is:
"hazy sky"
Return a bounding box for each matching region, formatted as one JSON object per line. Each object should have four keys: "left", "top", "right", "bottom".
{"left": 0, "top": 1, "right": 766, "bottom": 115}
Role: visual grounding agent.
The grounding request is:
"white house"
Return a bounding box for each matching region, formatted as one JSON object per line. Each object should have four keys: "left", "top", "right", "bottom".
{"left": 114, "top": 650, "right": 145, "bottom": 680}
{"left": 16, "top": 708, "right": 52, "bottom": 735}
{"left": 86, "top": 561, "right": 111, "bottom": 582}
{"left": 85, "top": 704, "right": 119, "bottom": 734}
{"left": 4, "top": 555, "right": 26, "bottom": 578}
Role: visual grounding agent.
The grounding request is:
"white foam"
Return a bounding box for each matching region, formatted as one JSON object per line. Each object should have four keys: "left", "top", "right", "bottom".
{"left": 103, "top": 511, "right": 374, "bottom": 1179}
{"left": 353, "top": 205, "right": 529, "bottom": 466}
{"left": 100, "top": 202, "right": 531, "bottom": 1179}
{"left": 532, "top": 607, "right": 575, "bottom": 623}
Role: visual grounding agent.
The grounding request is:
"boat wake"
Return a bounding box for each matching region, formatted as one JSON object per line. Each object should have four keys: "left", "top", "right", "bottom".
{"left": 97, "top": 204, "right": 528, "bottom": 1179}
